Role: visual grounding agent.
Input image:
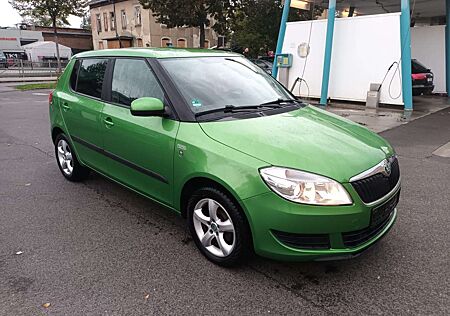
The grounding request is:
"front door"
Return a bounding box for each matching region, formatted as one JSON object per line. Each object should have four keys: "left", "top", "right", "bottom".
{"left": 101, "top": 58, "right": 179, "bottom": 206}
{"left": 60, "top": 58, "right": 109, "bottom": 173}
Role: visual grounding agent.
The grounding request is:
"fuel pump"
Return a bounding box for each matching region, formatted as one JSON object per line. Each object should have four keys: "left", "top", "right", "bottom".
{"left": 275, "top": 53, "right": 293, "bottom": 87}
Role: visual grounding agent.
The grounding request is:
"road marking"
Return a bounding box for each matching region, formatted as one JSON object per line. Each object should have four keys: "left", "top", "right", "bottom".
{"left": 433, "top": 142, "right": 450, "bottom": 158}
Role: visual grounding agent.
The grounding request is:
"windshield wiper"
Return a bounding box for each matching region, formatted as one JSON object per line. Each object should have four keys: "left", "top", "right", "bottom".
{"left": 195, "top": 104, "right": 282, "bottom": 117}
{"left": 260, "top": 98, "right": 301, "bottom": 106}
{"left": 224, "top": 58, "right": 260, "bottom": 73}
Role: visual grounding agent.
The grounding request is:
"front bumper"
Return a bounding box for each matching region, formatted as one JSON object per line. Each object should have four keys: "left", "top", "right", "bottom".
{"left": 241, "top": 183, "right": 399, "bottom": 261}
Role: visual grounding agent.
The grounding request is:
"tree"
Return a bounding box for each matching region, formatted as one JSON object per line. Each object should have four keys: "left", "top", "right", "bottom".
{"left": 80, "top": 11, "right": 91, "bottom": 30}
{"left": 230, "top": 0, "right": 324, "bottom": 57}
{"left": 139, "top": 0, "right": 239, "bottom": 48}
{"left": 9, "top": 0, "right": 87, "bottom": 72}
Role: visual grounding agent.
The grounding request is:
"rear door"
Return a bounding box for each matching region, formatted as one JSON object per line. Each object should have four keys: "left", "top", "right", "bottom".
{"left": 59, "top": 58, "right": 109, "bottom": 173}
{"left": 101, "top": 58, "right": 179, "bottom": 206}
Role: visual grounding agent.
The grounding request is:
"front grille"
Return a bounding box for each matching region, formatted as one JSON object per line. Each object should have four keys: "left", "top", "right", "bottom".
{"left": 272, "top": 230, "right": 330, "bottom": 250}
{"left": 342, "top": 210, "right": 394, "bottom": 248}
{"left": 351, "top": 157, "right": 400, "bottom": 203}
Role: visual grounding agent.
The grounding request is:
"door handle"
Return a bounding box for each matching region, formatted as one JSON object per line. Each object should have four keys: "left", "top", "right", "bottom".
{"left": 103, "top": 117, "right": 114, "bottom": 127}
{"left": 61, "top": 102, "right": 70, "bottom": 111}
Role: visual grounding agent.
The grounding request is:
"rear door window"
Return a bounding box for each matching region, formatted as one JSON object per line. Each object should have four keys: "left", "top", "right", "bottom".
{"left": 111, "top": 58, "right": 165, "bottom": 107}
{"left": 76, "top": 58, "right": 108, "bottom": 98}
{"left": 69, "top": 59, "right": 80, "bottom": 90}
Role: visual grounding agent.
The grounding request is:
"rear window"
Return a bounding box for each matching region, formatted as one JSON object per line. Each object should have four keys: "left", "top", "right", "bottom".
{"left": 412, "top": 60, "right": 429, "bottom": 74}
{"left": 76, "top": 58, "right": 108, "bottom": 98}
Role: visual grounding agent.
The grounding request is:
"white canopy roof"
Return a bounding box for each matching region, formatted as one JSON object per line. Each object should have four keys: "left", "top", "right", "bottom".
{"left": 22, "top": 41, "right": 71, "bottom": 50}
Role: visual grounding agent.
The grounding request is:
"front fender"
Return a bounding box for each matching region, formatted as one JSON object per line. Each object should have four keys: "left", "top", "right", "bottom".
{"left": 173, "top": 122, "right": 270, "bottom": 212}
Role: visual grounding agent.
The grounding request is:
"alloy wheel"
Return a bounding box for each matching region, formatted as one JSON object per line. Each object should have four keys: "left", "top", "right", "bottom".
{"left": 57, "top": 139, "right": 73, "bottom": 176}
{"left": 192, "top": 198, "right": 236, "bottom": 257}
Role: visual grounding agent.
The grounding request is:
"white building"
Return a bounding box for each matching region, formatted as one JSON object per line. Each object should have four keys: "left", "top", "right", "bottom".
{"left": 0, "top": 28, "right": 44, "bottom": 59}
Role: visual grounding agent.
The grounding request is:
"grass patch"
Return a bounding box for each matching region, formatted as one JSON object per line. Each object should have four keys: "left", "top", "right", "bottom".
{"left": 15, "top": 82, "right": 56, "bottom": 91}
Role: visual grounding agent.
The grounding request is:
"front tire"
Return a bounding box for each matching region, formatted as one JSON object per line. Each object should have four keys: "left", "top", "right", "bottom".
{"left": 187, "top": 187, "right": 252, "bottom": 266}
{"left": 54, "top": 133, "right": 89, "bottom": 182}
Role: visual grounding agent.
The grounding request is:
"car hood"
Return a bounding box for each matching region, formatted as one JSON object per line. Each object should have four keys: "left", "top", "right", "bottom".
{"left": 199, "top": 106, "right": 395, "bottom": 183}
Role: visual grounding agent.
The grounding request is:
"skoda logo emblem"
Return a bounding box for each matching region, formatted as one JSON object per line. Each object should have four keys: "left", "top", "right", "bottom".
{"left": 384, "top": 160, "right": 392, "bottom": 176}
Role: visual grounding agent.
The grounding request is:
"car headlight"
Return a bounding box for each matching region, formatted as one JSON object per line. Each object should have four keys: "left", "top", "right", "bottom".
{"left": 259, "top": 167, "right": 352, "bottom": 206}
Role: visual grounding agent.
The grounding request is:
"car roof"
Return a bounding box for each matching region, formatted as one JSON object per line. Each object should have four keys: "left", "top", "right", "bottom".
{"left": 74, "top": 47, "right": 242, "bottom": 59}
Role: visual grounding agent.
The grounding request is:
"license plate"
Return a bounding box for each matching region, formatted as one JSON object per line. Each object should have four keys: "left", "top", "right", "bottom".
{"left": 371, "top": 192, "right": 400, "bottom": 227}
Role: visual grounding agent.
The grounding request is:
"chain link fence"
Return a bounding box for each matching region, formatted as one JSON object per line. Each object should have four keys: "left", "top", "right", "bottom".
{"left": 0, "top": 59, "right": 69, "bottom": 78}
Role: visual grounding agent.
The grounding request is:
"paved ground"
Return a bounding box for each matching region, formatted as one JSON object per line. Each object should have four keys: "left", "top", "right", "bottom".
{"left": 320, "top": 95, "right": 450, "bottom": 133}
{"left": 0, "top": 87, "right": 449, "bottom": 315}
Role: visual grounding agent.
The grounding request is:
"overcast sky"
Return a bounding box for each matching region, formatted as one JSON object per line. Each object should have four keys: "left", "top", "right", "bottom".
{"left": 0, "top": 0, "right": 82, "bottom": 28}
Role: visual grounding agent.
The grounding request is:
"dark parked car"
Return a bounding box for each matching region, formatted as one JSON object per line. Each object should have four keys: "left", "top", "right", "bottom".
{"left": 251, "top": 58, "right": 273, "bottom": 75}
{"left": 412, "top": 59, "right": 434, "bottom": 96}
{"left": 0, "top": 51, "right": 8, "bottom": 68}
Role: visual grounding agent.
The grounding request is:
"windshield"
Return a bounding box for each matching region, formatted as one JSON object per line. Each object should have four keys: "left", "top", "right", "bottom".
{"left": 159, "top": 57, "right": 294, "bottom": 114}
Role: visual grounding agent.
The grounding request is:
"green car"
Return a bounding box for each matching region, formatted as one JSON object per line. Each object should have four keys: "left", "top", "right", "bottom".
{"left": 49, "top": 48, "right": 400, "bottom": 266}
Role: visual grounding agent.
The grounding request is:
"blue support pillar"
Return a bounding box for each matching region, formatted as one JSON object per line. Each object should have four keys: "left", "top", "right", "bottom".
{"left": 272, "top": 0, "right": 291, "bottom": 78}
{"left": 320, "top": 0, "right": 336, "bottom": 106}
{"left": 446, "top": 0, "right": 450, "bottom": 95}
{"left": 400, "top": 0, "right": 413, "bottom": 111}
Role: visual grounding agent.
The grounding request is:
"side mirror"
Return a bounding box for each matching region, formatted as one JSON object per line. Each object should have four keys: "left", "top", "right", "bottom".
{"left": 130, "top": 97, "right": 165, "bottom": 116}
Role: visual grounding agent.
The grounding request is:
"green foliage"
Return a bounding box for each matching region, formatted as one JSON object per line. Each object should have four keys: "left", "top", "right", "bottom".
{"left": 9, "top": 0, "right": 87, "bottom": 27}
{"left": 139, "top": 0, "right": 239, "bottom": 47}
{"left": 10, "top": 0, "right": 88, "bottom": 72}
{"left": 230, "top": 0, "right": 324, "bottom": 57}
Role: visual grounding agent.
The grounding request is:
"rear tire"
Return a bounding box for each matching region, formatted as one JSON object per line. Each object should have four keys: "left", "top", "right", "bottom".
{"left": 54, "top": 133, "right": 89, "bottom": 182}
{"left": 187, "top": 187, "right": 252, "bottom": 267}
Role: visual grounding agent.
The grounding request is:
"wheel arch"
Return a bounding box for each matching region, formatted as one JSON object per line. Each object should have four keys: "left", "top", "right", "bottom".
{"left": 51, "top": 126, "right": 65, "bottom": 143}
{"left": 179, "top": 175, "right": 255, "bottom": 252}
{"left": 179, "top": 176, "right": 245, "bottom": 220}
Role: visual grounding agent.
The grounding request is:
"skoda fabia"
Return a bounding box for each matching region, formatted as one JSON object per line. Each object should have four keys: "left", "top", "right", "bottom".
{"left": 49, "top": 48, "right": 400, "bottom": 266}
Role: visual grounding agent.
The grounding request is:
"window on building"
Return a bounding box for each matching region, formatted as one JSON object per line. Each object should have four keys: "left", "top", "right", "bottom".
{"left": 203, "top": 40, "right": 210, "bottom": 48}
{"left": 121, "top": 10, "right": 127, "bottom": 29}
{"left": 103, "top": 12, "right": 108, "bottom": 31}
{"left": 161, "top": 37, "right": 172, "bottom": 47}
{"left": 76, "top": 59, "right": 108, "bottom": 99}
{"left": 110, "top": 12, "right": 116, "bottom": 30}
{"left": 134, "top": 6, "right": 142, "bottom": 26}
{"left": 177, "top": 38, "right": 186, "bottom": 48}
{"left": 136, "top": 38, "right": 143, "bottom": 47}
{"left": 96, "top": 14, "right": 102, "bottom": 32}
{"left": 111, "top": 59, "right": 165, "bottom": 107}
{"left": 99, "top": 41, "right": 104, "bottom": 50}
{"left": 217, "top": 36, "right": 225, "bottom": 47}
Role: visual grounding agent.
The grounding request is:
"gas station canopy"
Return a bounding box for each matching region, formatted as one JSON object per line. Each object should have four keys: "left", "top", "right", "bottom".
{"left": 274, "top": 0, "right": 449, "bottom": 111}
{"left": 322, "top": 0, "right": 445, "bottom": 18}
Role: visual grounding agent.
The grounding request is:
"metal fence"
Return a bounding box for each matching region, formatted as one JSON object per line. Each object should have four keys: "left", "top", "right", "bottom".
{"left": 0, "top": 60, "right": 69, "bottom": 78}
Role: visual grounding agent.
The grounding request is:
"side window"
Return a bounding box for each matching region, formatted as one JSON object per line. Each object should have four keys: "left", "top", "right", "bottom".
{"left": 69, "top": 59, "right": 80, "bottom": 90}
{"left": 76, "top": 58, "right": 108, "bottom": 98}
{"left": 111, "top": 59, "right": 165, "bottom": 107}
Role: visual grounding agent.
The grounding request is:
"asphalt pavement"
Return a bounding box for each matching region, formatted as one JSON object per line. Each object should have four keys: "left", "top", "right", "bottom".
{"left": 0, "top": 87, "right": 449, "bottom": 315}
